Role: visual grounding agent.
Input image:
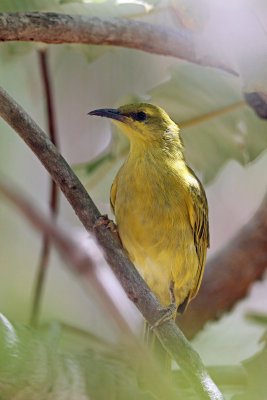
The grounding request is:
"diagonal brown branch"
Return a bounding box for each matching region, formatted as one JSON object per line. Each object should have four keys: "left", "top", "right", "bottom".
{"left": 0, "top": 177, "right": 183, "bottom": 400}
{"left": 0, "top": 12, "right": 237, "bottom": 76}
{"left": 178, "top": 194, "right": 267, "bottom": 338}
{"left": 0, "top": 86, "right": 223, "bottom": 400}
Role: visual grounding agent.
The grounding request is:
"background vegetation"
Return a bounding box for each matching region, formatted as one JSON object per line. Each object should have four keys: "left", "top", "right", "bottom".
{"left": 0, "top": 0, "right": 267, "bottom": 399}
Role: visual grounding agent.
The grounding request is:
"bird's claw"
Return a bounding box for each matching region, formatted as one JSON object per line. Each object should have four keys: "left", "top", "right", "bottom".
{"left": 150, "top": 302, "right": 177, "bottom": 330}
{"left": 150, "top": 279, "right": 177, "bottom": 329}
{"left": 93, "top": 214, "right": 109, "bottom": 228}
{"left": 93, "top": 215, "right": 122, "bottom": 245}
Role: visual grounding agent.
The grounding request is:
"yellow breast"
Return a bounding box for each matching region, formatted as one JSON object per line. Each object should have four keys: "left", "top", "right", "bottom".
{"left": 112, "top": 153, "right": 199, "bottom": 306}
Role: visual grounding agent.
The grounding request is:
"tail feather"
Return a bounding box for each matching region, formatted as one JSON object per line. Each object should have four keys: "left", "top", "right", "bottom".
{"left": 177, "top": 293, "right": 190, "bottom": 314}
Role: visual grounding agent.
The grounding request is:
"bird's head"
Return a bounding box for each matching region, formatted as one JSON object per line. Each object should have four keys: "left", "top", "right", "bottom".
{"left": 89, "top": 103, "right": 182, "bottom": 150}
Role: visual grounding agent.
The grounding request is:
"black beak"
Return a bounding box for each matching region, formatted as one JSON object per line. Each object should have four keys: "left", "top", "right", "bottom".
{"left": 88, "top": 108, "right": 126, "bottom": 122}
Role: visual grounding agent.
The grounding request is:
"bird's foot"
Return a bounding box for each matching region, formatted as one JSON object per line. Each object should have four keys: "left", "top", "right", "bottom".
{"left": 150, "top": 303, "right": 177, "bottom": 329}
{"left": 150, "top": 280, "right": 177, "bottom": 329}
{"left": 93, "top": 214, "right": 122, "bottom": 245}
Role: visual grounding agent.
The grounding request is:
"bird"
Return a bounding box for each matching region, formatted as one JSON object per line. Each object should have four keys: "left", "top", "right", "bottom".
{"left": 89, "top": 103, "right": 209, "bottom": 326}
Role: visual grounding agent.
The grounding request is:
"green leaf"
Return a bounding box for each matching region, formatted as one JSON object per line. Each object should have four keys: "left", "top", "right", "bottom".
{"left": 2, "top": 315, "right": 252, "bottom": 399}
{"left": 149, "top": 64, "right": 267, "bottom": 183}
{"left": 0, "top": 0, "right": 58, "bottom": 12}
{"left": 232, "top": 331, "right": 267, "bottom": 400}
{"left": 50, "top": 0, "right": 160, "bottom": 18}
{"left": 0, "top": 314, "right": 159, "bottom": 399}
{"left": 0, "top": 42, "right": 44, "bottom": 60}
{"left": 246, "top": 312, "right": 267, "bottom": 326}
{"left": 192, "top": 311, "right": 265, "bottom": 366}
{"left": 0, "top": 0, "right": 158, "bottom": 15}
{"left": 73, "top": 152, "right": 113, "bottom": 177}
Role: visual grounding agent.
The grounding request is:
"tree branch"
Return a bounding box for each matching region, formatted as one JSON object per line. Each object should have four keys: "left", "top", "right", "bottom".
{"left": 0, "top": 12, "right": 237, "bottom": 76}
{"left": 178, "top": 194, "right": 267, "bottom": 338}
{"left": 0, "top": 86, "right": 223, "bottom": 400}
{"left": 0, "top": 177, "right": 183, "bottom": 400}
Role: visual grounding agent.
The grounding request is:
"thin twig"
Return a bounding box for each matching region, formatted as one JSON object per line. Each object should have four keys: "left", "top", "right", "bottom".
{"left": 0, "top": 177, "right": 132, "bottom": 337}
{"left": 179, "top": 101, "right": 247, "bottom": 129}
{"left": 30, "top": 49, "right": 59, "bottom": 327}
{"left": 0, "top": 86, "right": 223, "bottom": 399}
{"left": 0, "top": 12, "right": 237, "bottom": 76}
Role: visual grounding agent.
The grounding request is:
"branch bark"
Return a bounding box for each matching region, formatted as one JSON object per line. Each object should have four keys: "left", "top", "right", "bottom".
{"left": 0, "top": 12, "right": 237, "bottom": 76}
{"left": 178, "top": 194, "right": 267, "bottom": 338}
{"left": 0, "top": 86, "right": 223, "bottom": 399}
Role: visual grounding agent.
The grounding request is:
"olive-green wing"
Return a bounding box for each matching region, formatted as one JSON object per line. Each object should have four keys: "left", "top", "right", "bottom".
{"left": 110, "top": 175, "right": 118, "bottom": 215}
{"left": 187, "top": 174, "right": 210, "bottom": 301}
{"left": 110, "top": 165, "right": 125, "bottom": 214}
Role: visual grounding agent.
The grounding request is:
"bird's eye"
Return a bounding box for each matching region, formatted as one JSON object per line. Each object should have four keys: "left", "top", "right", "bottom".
{"left": 135, "top": 111, "right": 147, "bottom": 121}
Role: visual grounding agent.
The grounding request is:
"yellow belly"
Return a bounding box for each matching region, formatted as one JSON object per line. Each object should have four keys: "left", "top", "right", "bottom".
{"left": 114, "top": 160, "right": 199, "bottom": 306}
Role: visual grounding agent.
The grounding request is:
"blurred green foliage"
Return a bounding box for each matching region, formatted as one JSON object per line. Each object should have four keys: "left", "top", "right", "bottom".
{"left": 1, "top": 315, "right": 267, "bottom": 399}
{"left": 0, "top": 314, "right": 155, "bottom": 399}
{"left": 0, "top": 1, "right": 267, "bottom": 399}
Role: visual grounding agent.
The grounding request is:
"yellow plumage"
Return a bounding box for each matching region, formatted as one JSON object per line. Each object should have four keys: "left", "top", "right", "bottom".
{"left": 89, "top": 103, "right": 209, "bottom": 313}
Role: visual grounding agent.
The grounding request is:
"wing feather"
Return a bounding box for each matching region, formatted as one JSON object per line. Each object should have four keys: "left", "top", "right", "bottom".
{"left": 110, "top": 176, "right": 118, "bottom": 215}
{"left": 187, "top": 172, "right": 209, "bottom": 301}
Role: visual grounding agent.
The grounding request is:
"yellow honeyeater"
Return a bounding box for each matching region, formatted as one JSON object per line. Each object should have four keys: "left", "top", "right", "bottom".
{"left": 89, "top": 103, "right": 209, "bottom": 316}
